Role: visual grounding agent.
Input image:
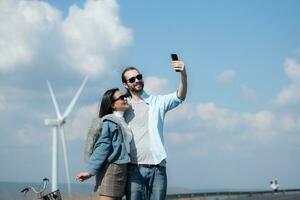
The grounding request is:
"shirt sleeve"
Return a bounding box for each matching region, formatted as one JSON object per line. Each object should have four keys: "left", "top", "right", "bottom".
{"left": 87, "top": 121, "right": 115, "bottom": 175}
{"left": 160, "top": 91, "right": 184, "bottom": 112}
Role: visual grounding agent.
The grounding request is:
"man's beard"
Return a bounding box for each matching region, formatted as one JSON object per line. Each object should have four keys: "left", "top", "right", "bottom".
{"left": 128, "top": 82, "right": 144, "bottom": 93}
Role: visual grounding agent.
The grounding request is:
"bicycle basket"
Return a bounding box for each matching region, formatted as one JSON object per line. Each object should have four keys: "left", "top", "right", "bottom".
{"left": 41, "top": 190, "right": 62, "bottom": 200}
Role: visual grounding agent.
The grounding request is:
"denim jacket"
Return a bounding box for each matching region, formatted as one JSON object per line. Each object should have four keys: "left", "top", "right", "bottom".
{"left": 87, "top": 118, "right": 131, "bottom": 175}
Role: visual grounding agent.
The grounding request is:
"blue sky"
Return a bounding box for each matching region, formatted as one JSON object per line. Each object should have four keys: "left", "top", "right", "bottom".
{"left": 1, "top": 0, "right": 300, "bottom": 191}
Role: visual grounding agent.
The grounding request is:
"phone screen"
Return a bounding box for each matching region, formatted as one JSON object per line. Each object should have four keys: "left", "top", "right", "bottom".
{"left": 171, "top": 54, "right": 180, "bottom": 72}
{"left": 171, "top": 54, "right": 178, "bottom": 61}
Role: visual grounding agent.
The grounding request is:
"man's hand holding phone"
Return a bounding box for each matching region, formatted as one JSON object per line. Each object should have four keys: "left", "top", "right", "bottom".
{"left": 171, "top": 54, "right": 185, "bottom": 72}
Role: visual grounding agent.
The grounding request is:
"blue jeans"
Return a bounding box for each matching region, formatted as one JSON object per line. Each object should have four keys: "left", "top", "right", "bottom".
{"left": 126, "top": 165, "right": 167, "bottom": 200}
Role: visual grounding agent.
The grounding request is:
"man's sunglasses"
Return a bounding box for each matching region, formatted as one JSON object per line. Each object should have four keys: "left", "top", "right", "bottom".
{"left": 113, "top": 94, "right": 127, "bottom": 103}
{"left": 127, "top": 74, "right": 143, "bottom": 84}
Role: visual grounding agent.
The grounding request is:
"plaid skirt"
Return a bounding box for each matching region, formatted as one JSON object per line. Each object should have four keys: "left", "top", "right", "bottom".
{"left": 94, "top": 163, "right": 127, "bottom": 197}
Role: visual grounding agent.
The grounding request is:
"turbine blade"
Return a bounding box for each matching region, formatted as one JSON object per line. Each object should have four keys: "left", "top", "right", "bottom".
{"left": 47, "top": 81, "right": 62, "bottom": 119}
{"left": 59, "top": 126, "right": 71, "bottom": 197}
{"left": 62, "top": 76, "right": 88, "bottom": 119}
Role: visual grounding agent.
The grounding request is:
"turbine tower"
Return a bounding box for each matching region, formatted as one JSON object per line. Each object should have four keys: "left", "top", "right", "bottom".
{"left": 45, "top": 77, "right": 88, "bottom": 197}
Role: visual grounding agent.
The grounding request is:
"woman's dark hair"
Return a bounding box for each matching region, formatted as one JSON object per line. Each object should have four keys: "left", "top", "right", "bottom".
{"left": 121, "top": 66, "right": 139, "bottom": 96}
{"left": 99, "top": 88, "right": 119, "bottom": 118}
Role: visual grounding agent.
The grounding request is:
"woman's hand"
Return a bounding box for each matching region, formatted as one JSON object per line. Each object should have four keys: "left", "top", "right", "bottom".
{"left": 76, "top": 172, "right": 93, "bottom": 182}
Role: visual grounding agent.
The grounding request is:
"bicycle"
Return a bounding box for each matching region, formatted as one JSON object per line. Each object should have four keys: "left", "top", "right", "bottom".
{"left": 21, "top": 178, "right": 62, "bottom": 200}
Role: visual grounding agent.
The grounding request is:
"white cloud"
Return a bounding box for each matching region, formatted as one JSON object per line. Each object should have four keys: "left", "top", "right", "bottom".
{"left": 284, "top": 58, "right": 300, "bottom": 83}
{"left": 144, "top": 76, "right": 170, "bottom": 95}
{"left": 62, "top": 0, "right": 132, "bottom": 76}
{"left": 168, "top": 132, "right": 196, "bottom": 145}
{"left": 194, "top": 102, "right": 279, "bottom": 140}
{"left": 164, "top": 98, "right": 299, "bottom": 164}
{"left": 184, "top": 100, "right": 277, "bottom": 156}
{"left": 216, "top": 69, "right": 236, "bottom": 85}
{"left": 166, "top": 103, "right": 195, "bottom": 122}
{"left": 240, "top": 84, "right": 258, "bottom": 102}
{"left": 0, "top": 0, "right": 132, "bottom": 77}
{"left": 197, "top": 102, "right": 222, "bottom": 120}
{"left": 196, "top": 102, "right": 240, "bottom": 130}
{"left": 244, "top": 111, "right": 274, "bottom": 130}
{"left": 0, "top": 0, "right": 61, "bottom": 71}
{"left": 242, "top": 110, "right": 276, "bottom": 140}
{"left": 276, "top": 58, "right": 300, "bottom": 105}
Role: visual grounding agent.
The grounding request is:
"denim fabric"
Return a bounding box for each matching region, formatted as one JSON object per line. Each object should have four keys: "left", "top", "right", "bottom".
{"left": 126, "top": 165, "right": 167, "bottom": 200}
{"left": 88, "top": 120, "right": 130, "bottom": 175}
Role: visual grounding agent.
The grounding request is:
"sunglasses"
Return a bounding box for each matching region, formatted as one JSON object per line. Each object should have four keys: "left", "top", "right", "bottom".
{"left": 113, "top": 94, "right": 127, "bottom": 103}
{"left": 127, "top": 74, "right": 143, "bottom": 84}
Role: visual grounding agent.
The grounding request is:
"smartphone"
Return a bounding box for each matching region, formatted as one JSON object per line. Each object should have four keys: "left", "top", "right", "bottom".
{"left": 171, "top": 54, "right": 178, "bottom": 60}
{"left": 171, "top": 54, "right": 180, "bottom": 72}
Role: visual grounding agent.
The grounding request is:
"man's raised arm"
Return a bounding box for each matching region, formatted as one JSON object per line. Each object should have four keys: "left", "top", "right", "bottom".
{"left": 172, "top": 60, "right": 187, "bottom": 100}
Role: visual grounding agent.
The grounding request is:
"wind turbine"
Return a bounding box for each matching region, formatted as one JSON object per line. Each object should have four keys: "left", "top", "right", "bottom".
{"left": 44, "top": 77, "right": 88, "bottom": 197}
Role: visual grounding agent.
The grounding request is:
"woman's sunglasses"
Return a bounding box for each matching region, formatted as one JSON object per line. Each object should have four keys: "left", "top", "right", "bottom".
{"left": 127, "top": 74, "right": 143, "bottom": 84}
{"left": 113, "top": 94, "right": 127, "bottom": 103}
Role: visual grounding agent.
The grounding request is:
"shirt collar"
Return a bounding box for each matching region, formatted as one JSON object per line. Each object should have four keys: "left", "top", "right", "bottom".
{"left": 128, "top": 90, "right": 151, "bottom": 104}
{"left": 140, "top": 91, "right": 151, "bottom": 103}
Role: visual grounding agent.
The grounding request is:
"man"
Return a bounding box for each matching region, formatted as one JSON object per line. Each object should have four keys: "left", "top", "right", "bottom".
{"left": 121, "top": 58, "right": 187, "bottom": 200}
{"left": 270, "top": 178, "right": 279, "bottom": 192}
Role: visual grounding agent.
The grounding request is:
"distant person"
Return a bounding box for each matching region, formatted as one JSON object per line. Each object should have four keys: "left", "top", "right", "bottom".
{"left": 121, "top": 56, "right": 187, "bottom": 200}
{"left": 76, "top": 88, "right": 132, "bottom": 200}
{"left": 270, "top": 178, "right": 279, "bottom": 192}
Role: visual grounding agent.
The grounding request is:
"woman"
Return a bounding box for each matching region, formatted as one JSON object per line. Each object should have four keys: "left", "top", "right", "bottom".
{"left": 76, "top": 88, "right": 132, "bottom": 200}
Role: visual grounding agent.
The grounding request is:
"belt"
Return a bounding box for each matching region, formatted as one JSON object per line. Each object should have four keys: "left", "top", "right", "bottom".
{"left": 129, "top": 163, "right": 159, "bottom": 168}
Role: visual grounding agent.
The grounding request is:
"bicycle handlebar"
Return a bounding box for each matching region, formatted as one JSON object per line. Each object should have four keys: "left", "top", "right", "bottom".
{"left": 21, "top": 178, "right": 49, "bottom": 195}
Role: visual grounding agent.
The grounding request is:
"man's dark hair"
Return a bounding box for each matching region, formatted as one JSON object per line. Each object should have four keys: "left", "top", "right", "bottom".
{"left": 121, "top": 66, "right": 139, "bottom": 83}
{"left": 121, "top": 66, "right": 139, "bottom": 96}
{"left": 99, "top": 88, "right": 119, "bottom": 118}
